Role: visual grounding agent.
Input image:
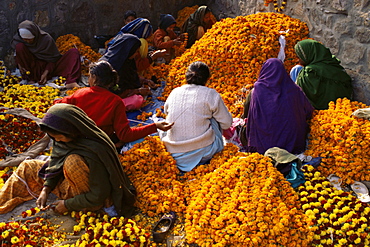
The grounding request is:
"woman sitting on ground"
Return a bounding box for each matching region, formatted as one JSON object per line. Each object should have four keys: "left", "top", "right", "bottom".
{"left": 153, "top": 14, "right": 184, "bottom": 63}
{"left": 162, "top": 61, "right": 233, "bottom": 172}
{"left": 55, "top": 61, "right": 173, "bottom": 149}
{"left": 0, "top": 103, "right": 136, "bottom": 217}
{"left": 11, "top": 20, "right": 81, "bottom": 89}
{"left": 294, "top": 39, "right": 353, "bottom": 110}
{"left": 181, "top": 6, "right": 216, "bottom": 48}
{"left": 243, "top": 58, "right": 314, "bottom": 154}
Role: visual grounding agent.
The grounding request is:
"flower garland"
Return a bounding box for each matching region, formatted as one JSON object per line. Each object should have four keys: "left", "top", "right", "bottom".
{"left": 305, "top": 98, "right": 370, "bottom": 184}
{"left": 264, "top": 0, "right": 287, "bottom": 12}
{"left": 174, "top": 32, "right": 188, "bottom": 58}
{"left": 21, "top": 207, "right": 41, "bottom": 218}
{"left": 298, "top": 165, "right": 370, "bottom": 246}
{"left": 273, "top": 0, "right": 287, "bottom": 12}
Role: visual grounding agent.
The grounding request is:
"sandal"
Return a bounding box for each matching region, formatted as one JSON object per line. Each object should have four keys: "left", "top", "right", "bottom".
{"left": 351, "top": 181, "right": 370, "bottom": 203}
{"left": 152, "top": 211, "right": 177, "bottom": 243}
{"left": 327, "top": 174, "right": 342, "bottom": 191}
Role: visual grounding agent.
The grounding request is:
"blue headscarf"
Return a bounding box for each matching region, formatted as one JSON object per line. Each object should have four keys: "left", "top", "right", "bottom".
{"left": 107, "top": 18, "right": 153, "bottom": 48}
{"left": 159, "top": 14, "right": 176, "bottom": 31}
{"left": 100, "top": 33, "right": 142, "bottom": 92}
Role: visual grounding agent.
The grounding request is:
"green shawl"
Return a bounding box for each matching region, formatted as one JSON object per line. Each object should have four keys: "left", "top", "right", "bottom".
{"left": 39, "top": 103, "right": 136, "bottom": 217}
{"left": 295, "top": 39, "right": 352, "bottom": 110}
{"left": 181, "top": 6, "right": 210, "bottom": 48}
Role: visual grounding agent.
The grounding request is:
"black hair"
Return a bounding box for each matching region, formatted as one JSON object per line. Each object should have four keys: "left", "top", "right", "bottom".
{"left": 124, "top": 10, "right": 137, "bottom": 20}
{"left": 89, "top": 61, "right": 118, "bottom": 88}
{"left": 185, "top": 61, "right": 210, "bottom": 85}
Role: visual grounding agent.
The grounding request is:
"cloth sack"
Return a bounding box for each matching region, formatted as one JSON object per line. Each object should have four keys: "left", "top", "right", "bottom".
{"left": 122, "top": 94, "right": 145, "bottom": 111}
{"left": 352, "top": 108, "right": 370, "bottom": 120}
{"left": 285, "top": 162, "right": 305, "bottom": 188}
{"left": 223, "top": 118, "right": 247, "bottom": 149}
{"left": 264, "top": 147, "right": 305, "bottom": 188}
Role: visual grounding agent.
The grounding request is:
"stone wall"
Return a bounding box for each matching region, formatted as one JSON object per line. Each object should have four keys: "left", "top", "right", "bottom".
{"left": 0, "top": 0, "right": 199, "bottom": 66}
{"left": 1, "top": 0, "right": 369, "bottom": 104}
{"left": 210, "top": 0, "right": 370, "bottom": 105}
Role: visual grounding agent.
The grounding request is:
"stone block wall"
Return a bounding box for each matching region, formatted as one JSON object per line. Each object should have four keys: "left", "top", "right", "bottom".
{"left": 1, "top": 0, "right": 369, "bottom": 105}
{"left": 210, "top": 0, "right": 370, "bottom": 105}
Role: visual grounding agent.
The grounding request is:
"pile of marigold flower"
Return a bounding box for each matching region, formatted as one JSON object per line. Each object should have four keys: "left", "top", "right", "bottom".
{"left": 56, "top": 34, "right": 102, "bottom": 76}
{"left": 298, "top": 165, "right": 370, "bottom": 246}
{"left": 175, "top": 5, "right": 199, "bottom": 29}
{"left": 184, "top": 153, "right": 313, "bottom": 247}
{"left": 0, "top": 113, "right": 44, "bottom": 158}
{"left": 0, "top": 84, "right": 59, "bottom": 118}
{"left": 305, "top": 98, "right": 370, "bottom": 184}
{"left": 119, "top": 136, "right": 185, "bottom": 217}
{"left": 163, "top": 12, "right": 308, "bottom": 117}
{"left": 120, "top": 137, "right": 314, "bottom": 246}
{"left": 142, "top": 63, "right": 171, "bottom": 87}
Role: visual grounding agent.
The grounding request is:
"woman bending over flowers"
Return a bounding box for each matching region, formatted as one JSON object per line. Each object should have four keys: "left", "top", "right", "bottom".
{"left": 11, "top": 20, "right": 81, "bottom": 89}
{"left": 0, "top": 104, "right": 136, "bottom": 217}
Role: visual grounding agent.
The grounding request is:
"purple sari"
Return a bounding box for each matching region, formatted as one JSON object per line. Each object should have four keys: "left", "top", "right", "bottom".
{"left": 246, "top": 58, "right": 314, "bottom": 154}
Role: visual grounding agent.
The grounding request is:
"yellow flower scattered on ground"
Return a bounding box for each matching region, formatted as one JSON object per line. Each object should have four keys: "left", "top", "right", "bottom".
{"left": 298, "top": 165, "right": 370, "bottom": 246}
{"left": 0, "top": 84, "right": 59, "bottom": 118}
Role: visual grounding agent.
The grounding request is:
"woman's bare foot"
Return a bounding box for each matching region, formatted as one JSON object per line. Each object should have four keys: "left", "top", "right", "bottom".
{"left": 65, "top": 82, "right": 81, "bottom": 89}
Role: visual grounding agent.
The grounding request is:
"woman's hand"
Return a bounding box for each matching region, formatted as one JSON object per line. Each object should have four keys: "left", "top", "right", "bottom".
{"left": 142, "top": 79, "right": 159, "bottom": 90}
{"left": 137, "top": 87, "right": 151, "bottom": 96}
{"left": 18, "top": 64, "right": 27, "bottom": 75}
{"left": 51, "top": 200, "right": 68, "bottom": 214}
{"left": 155, "top": 121, "right": 174, "bottom": 131}
{"left": 36, "top": 186, "right": 51, "bottom": 210}
{"left": 39, "top": 70, "right": 49, "bottom": 85}
{"left": 173, "top": 38, "right": 182, "bottom": 46}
